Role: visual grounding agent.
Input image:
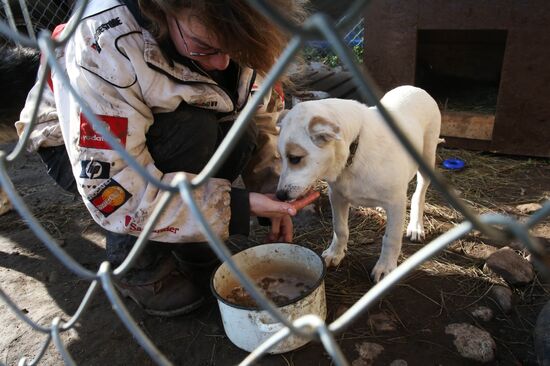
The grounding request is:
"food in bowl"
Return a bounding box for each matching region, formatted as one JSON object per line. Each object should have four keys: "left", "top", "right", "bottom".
{"left": 221, "top": 263, "right": 318, "bottom": 307}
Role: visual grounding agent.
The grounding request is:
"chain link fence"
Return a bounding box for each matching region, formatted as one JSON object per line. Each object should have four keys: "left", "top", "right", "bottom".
{"left": 1, "top": 0, "right": 549, "bottom": 365}
{"left": 0, "top": 0, "right": 73, "bottom": 43}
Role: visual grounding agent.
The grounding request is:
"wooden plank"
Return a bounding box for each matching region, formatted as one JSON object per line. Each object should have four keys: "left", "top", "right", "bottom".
{"left": 441, "top": 111, "right": 495, "bottom": 141}
{"left": 325, "top": 76, "right": 358, "bottom": 98}
{"left": 299, "top": 70, "right": 336, "bottom": 85}
{"left": 290, "top": 67, "right": 362, "bottom": 101}
{"left": 441, "top": 136, "right": 493, "bottom": 152}
{"left": 308, "top": 72, "right": 354, "bottom": 94}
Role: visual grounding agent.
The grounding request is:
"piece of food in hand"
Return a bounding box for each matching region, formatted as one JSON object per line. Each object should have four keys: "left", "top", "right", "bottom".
{"left": 291, "top": 191, "right": 320, "bottom": 210}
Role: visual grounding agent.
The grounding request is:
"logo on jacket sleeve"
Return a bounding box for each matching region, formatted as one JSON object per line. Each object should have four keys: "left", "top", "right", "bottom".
{"left": 88, "top": 178, "right": 131, "bottom": 217}
{"left": 124, "top": 215, "right": 180, "bottom": 234}
{"left": 80, "top": 160, "right": 111, "bottom": 179}
{"left": 79, "top": 113, "right": 128, "bottom": 150}
{"left": 91, "top": 17, "right": 122, "bottom": 53}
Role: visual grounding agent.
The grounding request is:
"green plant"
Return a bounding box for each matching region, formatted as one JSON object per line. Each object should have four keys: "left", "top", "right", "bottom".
{"left": 302, "top": 43, "right": 363, "bottom": 68}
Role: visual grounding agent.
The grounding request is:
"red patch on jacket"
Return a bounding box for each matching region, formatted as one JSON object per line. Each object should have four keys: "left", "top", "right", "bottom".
{"left": 46, "top": 24, "right": 67, "bottom": 91}
{"left": 88, "top": 179, "right": 131, "bottom": 217}
{"left": 79, "top": 113, "right": 128, "bottom": 150}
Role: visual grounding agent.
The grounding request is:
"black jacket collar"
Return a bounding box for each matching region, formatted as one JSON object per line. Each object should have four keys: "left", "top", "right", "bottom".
{"left": 119, "top": 0, "right": 150, "bottom": 29}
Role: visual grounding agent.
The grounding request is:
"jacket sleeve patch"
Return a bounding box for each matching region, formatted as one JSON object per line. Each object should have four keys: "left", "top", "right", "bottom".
{"left": 92, "top": 17, "right": 123, "bottom": 53}
{"left": 79, "top": 113, "right": 128, "bottom": 150}
{"left": 88, "top": 178, "right": 131, "bottom": 217}
{"left": 79, "top": 160, "right": 111, "bottom": 179}
{"left": 124, "top": 214, "right": 180, "bottom": 235}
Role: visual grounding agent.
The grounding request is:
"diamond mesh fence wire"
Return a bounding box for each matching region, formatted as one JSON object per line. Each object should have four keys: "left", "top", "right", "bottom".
{"left": 1, "top": 0, "right": 73, "bottom": 43}
{"left": 0, "top": 0, "right": 549, "bottom": 365}
{"left": 344, "top": 17, "right": 363, "bottom": 47}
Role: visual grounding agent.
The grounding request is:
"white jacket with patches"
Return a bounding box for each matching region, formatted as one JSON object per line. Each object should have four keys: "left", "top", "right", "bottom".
{"left": 15, "top": 0, "right": 284, "bottom": 243}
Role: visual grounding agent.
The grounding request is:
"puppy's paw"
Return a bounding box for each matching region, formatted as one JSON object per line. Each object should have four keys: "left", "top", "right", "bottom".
{"left": 371, "top": 259, "right": 397, "bottom": 283}
{"left": 406, "top": 223, "right": 425, "bottom": 242}
{"left": 322, "top": 247, "right": 346, "bottom": 267}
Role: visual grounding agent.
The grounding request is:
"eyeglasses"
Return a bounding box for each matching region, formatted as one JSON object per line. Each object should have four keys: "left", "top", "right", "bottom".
{"left": 175, "top": 19, "right": 224, "bottom": 57}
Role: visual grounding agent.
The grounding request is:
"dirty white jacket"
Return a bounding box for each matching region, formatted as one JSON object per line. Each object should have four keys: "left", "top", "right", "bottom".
{"left": 15, "top": 0, "right": 283, "bottom": 243}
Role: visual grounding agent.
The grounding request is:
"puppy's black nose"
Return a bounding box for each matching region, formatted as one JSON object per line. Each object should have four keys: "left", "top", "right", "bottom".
{"left": 275, "top": 190, "right": 289, "bottom": 201}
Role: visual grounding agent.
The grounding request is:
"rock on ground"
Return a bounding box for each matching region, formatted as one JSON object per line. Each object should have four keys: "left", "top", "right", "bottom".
{"left": 368, "top": 311, "right": 397, "bottom": 332}
{"left": 485, "top": 247, "right": 534, "bottom": 285}
{"left": 445, "top": 323, "right": 496, "bottom": 363}
{"left": 389, "top": 360, "right": 408, "bottom": 366}
{"left": 0, "top": 188, "right": 12, "bottom": 216}
{"left": 516, "top": 202, "right": 543, "bottom": 215}
{"left": 352, "top": 342, "right": 384, "bottom": 366}
{"left": 490, "top": 285, "right": 514, "bottom": 313}
{"left": 471, "top": 306, "right": 493, "bottom": 322}
{"left": 535, "top": 299, "right": 550, "bottom": 366}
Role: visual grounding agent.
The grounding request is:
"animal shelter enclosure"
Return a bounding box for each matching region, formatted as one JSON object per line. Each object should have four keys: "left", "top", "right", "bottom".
{"left": 1, "top": 0, "right": 550, "bottom": 365}
{"left": 364, "top": 0, "right": 550, "bottom": 157}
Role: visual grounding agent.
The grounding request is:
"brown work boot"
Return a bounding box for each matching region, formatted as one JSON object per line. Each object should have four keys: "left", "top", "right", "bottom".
{"left": 115, "top": 255, "right": 204, "bottom": 317}
{"left": 171, "top": 244, "right": 220, "bottom": 272}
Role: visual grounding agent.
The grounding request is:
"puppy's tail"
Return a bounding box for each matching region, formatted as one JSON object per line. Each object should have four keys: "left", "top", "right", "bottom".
{"left": 0, "top": 45, "right": 40, "bottom": 119}
{"left": 438, "top": 138, "right": 446, "bottom": 145}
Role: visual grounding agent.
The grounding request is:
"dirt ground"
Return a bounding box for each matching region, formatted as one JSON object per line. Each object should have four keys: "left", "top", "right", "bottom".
{"left": 0, "top": 134, "right": 549, "bottom": 366}
{"left": 4, "top": 1, "right": 549, "bottom": 364}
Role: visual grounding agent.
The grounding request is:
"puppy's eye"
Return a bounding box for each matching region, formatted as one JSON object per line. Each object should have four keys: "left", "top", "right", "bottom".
{"left": 288, "top": 155, "right": 302, "bottom": 165}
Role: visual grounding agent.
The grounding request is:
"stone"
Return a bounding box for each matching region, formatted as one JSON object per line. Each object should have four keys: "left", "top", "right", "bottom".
{"left": 368, "top": 312, "right": 397, "bottom": 332}
{"left": 534, "top": 300, "right": 550, "bottom": 366}
{"left": 490, "top": 285, "right": 514, "bottom": 313}
{"left": 352, "top": 342, "right": 384, "bottom": 366}
{"left": 471, "top": 306, "right": 493, "bottom": 321}
{"left": 461, "top": 242, "right": 498, "bottom": 260}
{"left": 445, "top": 323, "right": 496, "bottom": 363}
{"left": 0, "top": 188, "right": 12, "bottom": 216}
{"left": 516, "top": 202, "right": 543, "bottom": 214}
{"left": 485, "top": 247, "right": 535, "bottom": 285}
{"left": 528, "top": 236, "right": 550, "bottom": 252}
{"left": 389, "top": 360, "right": 408, "bottom": 366}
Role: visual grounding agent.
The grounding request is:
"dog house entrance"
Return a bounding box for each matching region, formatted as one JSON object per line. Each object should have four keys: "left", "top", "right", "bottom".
{"left": 416, "top": 29, "right": 507, "bottom": 141}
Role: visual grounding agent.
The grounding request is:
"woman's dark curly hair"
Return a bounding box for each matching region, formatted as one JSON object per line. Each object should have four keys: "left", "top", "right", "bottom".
{"left": 138, "top": 0, "right": 309, "bottom": 75}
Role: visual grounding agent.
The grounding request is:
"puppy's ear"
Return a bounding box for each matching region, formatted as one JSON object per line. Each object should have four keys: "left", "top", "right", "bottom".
{"left": 308, "top": 116, "right": 341, "bottom": 147}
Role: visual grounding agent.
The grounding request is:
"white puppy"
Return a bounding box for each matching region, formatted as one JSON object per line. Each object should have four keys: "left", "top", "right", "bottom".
{"left": 276, "top": 86, "right": 441, "bottom": 282}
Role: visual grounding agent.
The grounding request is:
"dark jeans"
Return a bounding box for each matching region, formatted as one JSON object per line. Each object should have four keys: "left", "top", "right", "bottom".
{"left": 38, "top": 105, "right": 257, "bottom": 267}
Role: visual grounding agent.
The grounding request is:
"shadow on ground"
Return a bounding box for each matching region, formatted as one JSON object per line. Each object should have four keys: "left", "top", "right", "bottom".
{"left": 1, "top": 142, "right": 549, "bottom": 365}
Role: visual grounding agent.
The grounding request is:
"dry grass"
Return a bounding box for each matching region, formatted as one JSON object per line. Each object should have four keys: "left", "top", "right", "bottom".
{"left": 251, "top": 147, "right": 550, "bottom": 328}
{"left": 433, "top": 148, "right": 550, "bottom": 210}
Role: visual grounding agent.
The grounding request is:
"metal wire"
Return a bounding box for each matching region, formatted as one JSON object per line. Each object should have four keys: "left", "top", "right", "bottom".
{"left": 0, "top": 0, "right": 548, "bottom": 364}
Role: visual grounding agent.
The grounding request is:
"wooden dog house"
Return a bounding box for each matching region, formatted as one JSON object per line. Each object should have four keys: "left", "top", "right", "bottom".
{"left": 363, "top": 0, "right": 550, "bottom": 157}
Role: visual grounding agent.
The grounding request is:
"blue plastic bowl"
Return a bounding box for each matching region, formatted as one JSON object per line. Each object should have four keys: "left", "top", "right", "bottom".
{"left": 442, "top": 158, "right": 465, "bottom": 170}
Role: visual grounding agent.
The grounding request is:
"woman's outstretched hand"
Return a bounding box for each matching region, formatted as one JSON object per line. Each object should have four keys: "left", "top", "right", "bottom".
{"left": 249, "top": 191, "right": 320, "bottom": 243}
{"left": 249, "top": 192, "right": 295, "bottom": 243}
